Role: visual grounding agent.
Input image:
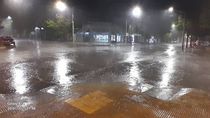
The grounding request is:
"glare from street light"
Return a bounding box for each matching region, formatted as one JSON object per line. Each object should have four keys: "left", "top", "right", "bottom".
{"left": 5, "top": 0, "right": 31, "bottom": 11}
{"left": 168, "top": 7, "right": 174, "bottom": 13}
{"left": 55, "top": 1, "right": 67, "bottom": 12}
{"left": 132, "top": 6, "right": 142, "bottom": 18}
{"left": 14, "top": 0, "right": 21, "bottom": 2}
{"left": 13, "top": 0, "right": 23, "bottom": 3}
{"left": 7, "top": 16, "right": 12, "bottom": 20}
{"left": 35, "top": 27, "right": 40, "bottom": 31}
{"left": 171, "top": 23, "right": 176, "bottom": 29}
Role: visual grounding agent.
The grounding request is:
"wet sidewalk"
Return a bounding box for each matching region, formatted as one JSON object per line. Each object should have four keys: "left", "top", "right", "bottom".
{"left": 0, "top": 83, "right": 210, "bottom": 118}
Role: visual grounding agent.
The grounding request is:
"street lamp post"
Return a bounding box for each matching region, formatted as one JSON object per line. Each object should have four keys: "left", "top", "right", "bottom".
{"left": 125, "top": 6, "right": 143, "bottom": 43}
{"left": 168, "top": 7, "right": 174, "bottom": 13}
{"left": 55, "top": 1, "right": 67, "bottom": 12}
{"left": 171, "top": 23, "right": 176, "bottom": 29}
{"left": 55, "top": 1, "right": 75, "bottom": 42}
{"left": 71, "top": 10, "right": 75, "bottom": 42}
{"left": 7, "top": 16, "right": 12, "bottom": 20}
{"left": 182, "top": 15, "right": 186, "bottom": 50}
{"left": 168, "top": 6, "right": 186, "bottom": 51}
{"left": 40, "top": 27, "right": 47, "bottom": 40}
{"left": 34, "top": 27, "right": 40, "bottom": 40}
{"left": 125, "top": 20, "right": 128, "bottom": 43}
{"left": 132, "top": 6, "right": 142, "bottom": 18}
{"left": 2, "top": 16, "right": 13, "bottom": 36}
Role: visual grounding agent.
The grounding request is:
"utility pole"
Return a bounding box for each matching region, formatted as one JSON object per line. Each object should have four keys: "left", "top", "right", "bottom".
{"left": 72, "top": 10, "right": 75, "bottom": 42}
{"left": 125, "top": 19, "right": 128, "bottom": 43}
{"left": 182, "top": 15, "right": 186, "bottom": 51}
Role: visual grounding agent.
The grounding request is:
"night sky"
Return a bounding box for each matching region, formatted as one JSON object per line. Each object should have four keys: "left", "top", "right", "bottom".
{"left": 0, "top": 0, "right": 206, "bottom": 33}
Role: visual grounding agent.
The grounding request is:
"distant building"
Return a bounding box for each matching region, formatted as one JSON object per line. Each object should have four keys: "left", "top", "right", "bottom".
{"left": 76, "top": 22, "right": 124, "bottom": 43}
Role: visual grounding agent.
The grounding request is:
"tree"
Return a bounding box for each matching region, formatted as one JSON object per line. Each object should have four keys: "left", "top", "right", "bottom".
{"left": 199, "top": 1, "right": 210, "bottom": 36}
{"left": 45, "top": 18, "right": 71, "bottom": 41}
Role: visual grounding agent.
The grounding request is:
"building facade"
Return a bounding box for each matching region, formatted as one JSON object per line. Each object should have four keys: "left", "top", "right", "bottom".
{"left": 76, "top": 22, "right": 124, "bottom": 43}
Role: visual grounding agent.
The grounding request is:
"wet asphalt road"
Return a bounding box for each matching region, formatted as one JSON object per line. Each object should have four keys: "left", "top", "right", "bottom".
{"left": 0, "top": 40, "right": 210, "bottom": 117}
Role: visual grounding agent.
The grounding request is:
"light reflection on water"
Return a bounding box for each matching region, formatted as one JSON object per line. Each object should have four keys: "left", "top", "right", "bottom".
{"left": 8, "top": 48, "right": 16, "bottom": 63}
{"left": 129, "top": 63, "right": 140, "bottom": 86}
{"left": 47, "top": 88, "right": 56, "bottom": 94}
{"left": 35, "top": 40, "right": 41, "bottom": 57}
{"left": 147, "top": 45, "right": 178, "bottom": 100}
{"left": 11, "top": 64, "right": 29, "bottom": 94}
{"left": 126, "top": 46, "right": 142, "bottom": 86}
{"left": 55, "top": 56, "right": 74, "bottom": 85}
{"left": 159, "top": 45, "right": 175, "bottom": 88}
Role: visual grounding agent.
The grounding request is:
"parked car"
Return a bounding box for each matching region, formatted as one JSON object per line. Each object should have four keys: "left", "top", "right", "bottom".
{"left": 0, "top": 36, "right": 16, "bottom": 48}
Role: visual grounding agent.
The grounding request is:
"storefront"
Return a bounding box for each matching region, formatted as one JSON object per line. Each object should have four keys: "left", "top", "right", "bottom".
{"left": 76, "top": 22, "right": 124, "bottom": 43}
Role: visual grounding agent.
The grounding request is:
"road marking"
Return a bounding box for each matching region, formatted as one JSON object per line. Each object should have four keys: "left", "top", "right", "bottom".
{"left": 65, "top": 91, "right": 113, "bottom": 114}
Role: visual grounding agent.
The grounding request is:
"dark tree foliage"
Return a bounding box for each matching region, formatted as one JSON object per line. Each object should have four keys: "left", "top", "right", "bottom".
{"left": 44, "top": 18, "right": 71, "bottom": 41}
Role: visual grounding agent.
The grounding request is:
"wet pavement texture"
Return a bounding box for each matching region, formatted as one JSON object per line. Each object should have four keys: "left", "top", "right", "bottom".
{"left": 0, "top": 40, "right": 210, "bottom": 117}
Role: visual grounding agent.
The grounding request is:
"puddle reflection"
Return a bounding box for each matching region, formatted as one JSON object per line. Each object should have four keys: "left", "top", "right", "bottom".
{"left": 35, "top": 40, "right": 41, "bottom": 57}
{"left": 11, "top": 64, "right": 29, "bottom": 94}
{"left": 127, "top": 46, "right": 142, "bottom": 86}
{"left": 55, "top": 56, "right": 74, "bottom": 85}
{"left": 159, "top": 45, "right": 176, "bottom": 88}
{"left": 8, "top": 48, "right": 16, "bottom": 63}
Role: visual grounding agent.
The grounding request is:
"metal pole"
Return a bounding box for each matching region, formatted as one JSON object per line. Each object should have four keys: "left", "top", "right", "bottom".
{"left": 182, "top": 15, "right": 186, "bottom": 51}
{"left": 125, "top": 19, "right": 128, "bottom": 43}
{"left": 186, "top": 34, "right": 189, "bottom": 48}
{"left": 72, "top": 10, "right": 75, "bottom": 42}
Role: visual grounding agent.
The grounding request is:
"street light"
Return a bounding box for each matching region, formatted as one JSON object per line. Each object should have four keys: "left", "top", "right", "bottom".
{"left": 40, "top": 27, "right": 46, "bottom": 40}
{"left": 168, "top": 6, "right": 186, "bottom": 50}
{"left": 125, "top": 6, "right": 142, "bottom": 43}
{"left": 34, "top": 27, "right": 41, "bottom": 40}
{"left": 55, "top": 1, "right": 67, "bottom": 12}
{"left": 171, "top": 23, "right": 176, "bottom": 29}
{"left": 168, "top": 7, "right": 174, "bottom": 13}
{"left": 7, "top": 16, "right": 12, "bottom": 20}
{"left": 34, "top": 27, "right": 40, "bottom": 31}
{"left": 132, "top": 6, "right": 142, "bottom": 18}
{"left": 54, "top": 1, "right": 75, "bottom": 42}
{"left": 2, "top": 16, "right": 13, "bottom": 36}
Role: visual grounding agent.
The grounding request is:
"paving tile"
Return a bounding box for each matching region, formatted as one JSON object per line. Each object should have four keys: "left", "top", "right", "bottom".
{"left": 65, "top": 91, "right": 113, "bottom": 114}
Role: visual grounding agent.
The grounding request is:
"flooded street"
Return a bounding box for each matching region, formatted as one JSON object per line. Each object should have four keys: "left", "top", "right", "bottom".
{"left": 0, "top": 40, "right": 210, "bottom": 118}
